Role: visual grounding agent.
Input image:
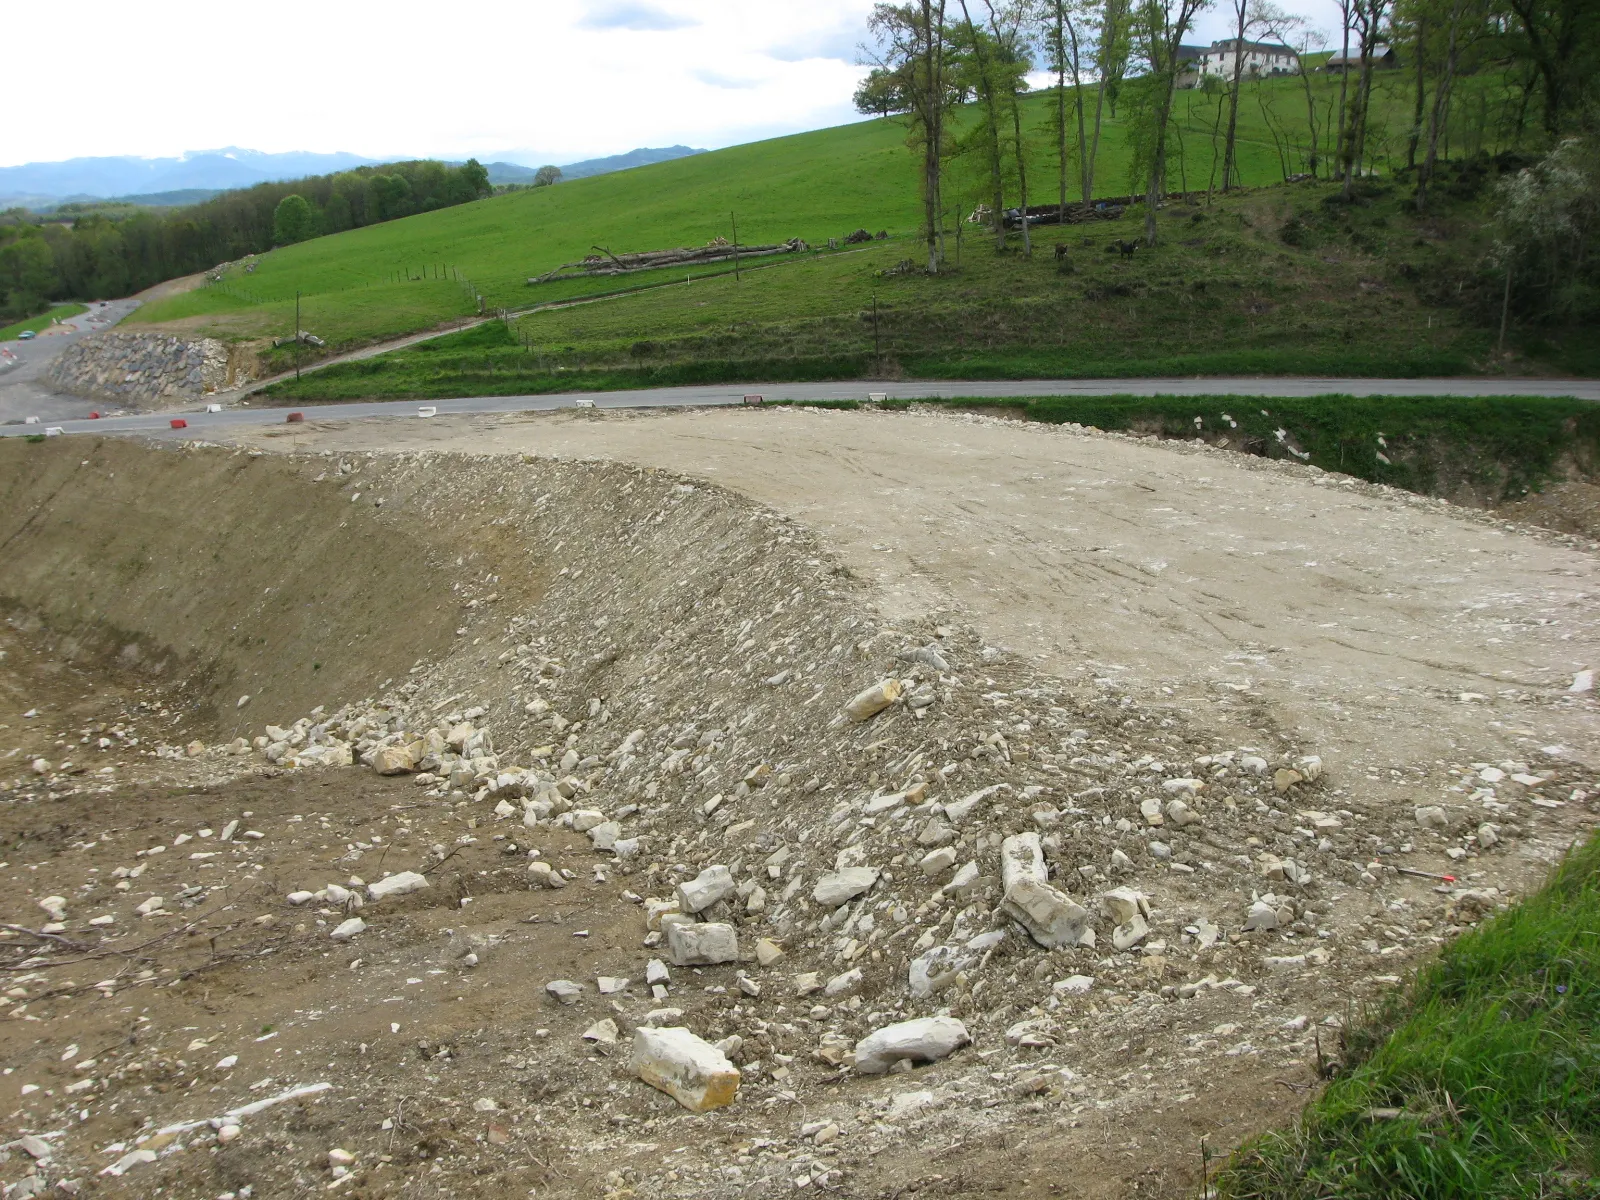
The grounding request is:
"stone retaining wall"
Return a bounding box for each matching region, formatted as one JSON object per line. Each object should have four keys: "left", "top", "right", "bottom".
{"left": 46, "top": 332, "right": 251, "bottom": 408}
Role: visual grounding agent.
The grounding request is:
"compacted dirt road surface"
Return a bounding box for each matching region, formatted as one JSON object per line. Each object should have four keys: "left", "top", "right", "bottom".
{"left": 239, "top": 405, "right": 1599, "bottom": 788}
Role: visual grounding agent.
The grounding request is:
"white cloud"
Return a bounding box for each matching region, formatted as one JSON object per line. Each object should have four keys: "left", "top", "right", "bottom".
{"left": 576, "top": 2, "right": 699, "bottom": 31}
{"left": 1, "top": 0, "right": 880, "bottom": 168}
{"left": 2, "top": 0, "right": 1354, "bottom": 170}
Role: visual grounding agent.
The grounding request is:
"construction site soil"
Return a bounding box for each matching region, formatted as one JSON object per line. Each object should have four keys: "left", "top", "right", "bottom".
{"left": 0, "top": 408, "right": 1594, "bottom": 1200}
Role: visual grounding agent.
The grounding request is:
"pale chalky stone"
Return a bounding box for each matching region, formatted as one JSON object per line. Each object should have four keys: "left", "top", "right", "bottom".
{"left": 854, "top": 1016, "right": 971, "bottom": 1074}
{"left": 368, "top": 871, "right": 429, "bottom": 901}
{"left": 844, "top": 679, "right": 902, "bottom": 721}
{"left": 631, "top": 1026, "right": 741, "bottom": 1112}
{"left": 372, "top": 744, "right": 418, "bottom": 775}
{"left": 813, "top": 867, "right": 878, "bottom": 907}
{"left": 677, "top": 865, "right": 736, "bottom": 913}
{"left": 999, "top": 832, "right": 1090, "bottom": 948}
{"left": 667, "top": 921, "right": 738, "bottom": 966}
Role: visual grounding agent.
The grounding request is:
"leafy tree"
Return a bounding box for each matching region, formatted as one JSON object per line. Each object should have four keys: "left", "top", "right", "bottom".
{"left": 864, "top": 2, "right": 956, "bottom": 272}
{"left": 854, "top": 66, "right": 914, "bottom": 115}
{"left": 459, "top": 158, "right": 491, "bottom": 198}
{"left": 272, "top": 194, "right": 317, "bottom": 245}
{"left": 1130, "top": 0, "right": 1213, "bottom": 245}
{"left": 1501, "top": 0, "right": 1600, "bottom": 135}
{"left": 369, "top": 174, "right": 414, "bottom": 221}
{"left": 533, "top": 165, "right": 563, "bottom": 187}
{"left": 0, "top": 234, "right": 55, "bottom": 318}
{"left": 1492, "top": 136, "right": 1599, "bottom": 326}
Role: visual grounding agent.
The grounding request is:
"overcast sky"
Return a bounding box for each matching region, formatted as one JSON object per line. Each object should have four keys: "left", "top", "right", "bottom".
{"left": 3, "top": 0, "right": 1350, "bottom": 169}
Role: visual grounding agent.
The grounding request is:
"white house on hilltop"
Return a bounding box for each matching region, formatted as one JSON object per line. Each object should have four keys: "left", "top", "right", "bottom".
{"left": 1197, "top": 39, "right": 1299, "bottom": 80}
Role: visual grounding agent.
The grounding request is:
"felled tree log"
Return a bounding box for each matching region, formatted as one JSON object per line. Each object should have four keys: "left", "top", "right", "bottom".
{"left": 528, "top": 238, "right": 808, "bottom": 284}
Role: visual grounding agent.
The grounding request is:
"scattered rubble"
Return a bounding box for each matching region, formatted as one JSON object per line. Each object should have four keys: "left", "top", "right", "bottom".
{"left": 0, "top": 441, "right": 1592, "bottom": 1199}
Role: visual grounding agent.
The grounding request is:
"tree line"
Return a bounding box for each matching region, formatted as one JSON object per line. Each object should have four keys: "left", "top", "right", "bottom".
{"left": 0, "top": 159, "right": 491, "bottom": 322}
{"left": 857, "top": 0, "right": 1597, "bottom": 271}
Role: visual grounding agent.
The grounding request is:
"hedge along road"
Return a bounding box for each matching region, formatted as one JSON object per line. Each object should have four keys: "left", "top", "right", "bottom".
{"left": 5, "top": 374, "right": 1600, "bottom": 439}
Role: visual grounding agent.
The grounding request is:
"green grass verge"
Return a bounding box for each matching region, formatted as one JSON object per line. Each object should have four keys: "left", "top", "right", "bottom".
{"left": 901, "top": 393, "right": 1600, "bottom": 503}
{"left": 1214, "top": 832, "right": 1600, "bottom": 1199}
{"left": 1, "top": 304, "right": 88, "bottom": 341}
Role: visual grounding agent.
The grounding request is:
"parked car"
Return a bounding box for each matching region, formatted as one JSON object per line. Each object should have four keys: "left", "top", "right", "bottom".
{"left": 18, "top": 330, "right": 35, "bottom": 340}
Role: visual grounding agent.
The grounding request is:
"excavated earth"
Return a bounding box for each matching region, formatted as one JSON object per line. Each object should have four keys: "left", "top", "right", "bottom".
{"left": 0, "top": 411, "right": 1595, "bottom": 1200}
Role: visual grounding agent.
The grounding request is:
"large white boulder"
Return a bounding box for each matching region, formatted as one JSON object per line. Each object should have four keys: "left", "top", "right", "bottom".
{"left": 854, "top": 1016, "right": 971, "bottom": 1074}
{"left": 843, "top": 679, "right": 902, "bottom": 721}
{"left": 371, "top": 743, "right": 418, "bottom": 775}
{"left": 368, "top": 871, "right": 429, "bottom": 901}
{"left": 631, "top": 1026, "right": 741, "bottom": 1112}
{"left": 667, "top": 921, "right": 738, "bottom": 966}
{"left": 812, "top": 867, "right": 878, "bottom": 907}
{"left": 908, "top": 944, "right": 972, "bottom": 998}
{"left": 676, "top": 865, "right": 736, "bottom": 913}
{"left": 999, "top": 832, "right": 1091, "bottom": 948}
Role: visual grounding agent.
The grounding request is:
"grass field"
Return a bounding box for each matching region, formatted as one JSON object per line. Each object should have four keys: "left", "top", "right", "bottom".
{"left": 134, "top": 65, "right": 1539, "bottom": 384}
{"left": 262, "top": 169, "right": 1529, "bottom": 401}
{"left": 1214, "top": 832, "right": 1600, "bottom": 1200}
{"left": 0, "top": 303, "right": 87, "bottom": 342}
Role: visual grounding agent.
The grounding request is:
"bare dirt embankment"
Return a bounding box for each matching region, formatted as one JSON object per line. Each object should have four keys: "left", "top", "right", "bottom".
{"left": 0, "top": 428, "right": 1594, "bottom": 1200}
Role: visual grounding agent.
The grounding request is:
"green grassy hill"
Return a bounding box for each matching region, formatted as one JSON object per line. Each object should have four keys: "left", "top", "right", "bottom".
{"left": 132, "top": 67, "right": 1562, "bottom": 391}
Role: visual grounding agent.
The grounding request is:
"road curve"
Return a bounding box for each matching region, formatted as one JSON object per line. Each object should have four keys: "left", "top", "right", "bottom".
{"left": 3, "top": 374, "right": 1598, "bottom": 439}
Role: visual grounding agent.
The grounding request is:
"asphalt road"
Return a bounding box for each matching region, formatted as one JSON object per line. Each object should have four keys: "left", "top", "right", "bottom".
{"left": 0, "top": 299, "right": 144, "bottom": 424}
{"left": 4, "top": 374, "right": 1600, "bottom": 440}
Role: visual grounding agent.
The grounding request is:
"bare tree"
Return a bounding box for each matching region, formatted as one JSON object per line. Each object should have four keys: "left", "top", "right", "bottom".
{"left": 985, "top": 0, "right": 1036, "bottom": 256}
{"left": 1331, "top": 0, "right": 1354, "bottom": 177}
{"left": 1133, "top": 0, "right": 1214, "bottom": 245}
{"left": 1415, "top": 0, "right": 1487, "bottom": 213}
{"left": 1086, "top": 0, "right": 1132, "bottom": 199}
{"left": 1220, "top": 0, "right": 1299, "bottom": 190}
{"left": 1253, "top": 4, "right": 1321, "bottom": 174}
{"left": 1338, "top": 0, "right": 1391, "bottom": 199}
{"left": 955, "top": 0, "right": 1012, "bottom": 250}
{"left": 1045, "top": 0, "right": 1096, "bottom": 209}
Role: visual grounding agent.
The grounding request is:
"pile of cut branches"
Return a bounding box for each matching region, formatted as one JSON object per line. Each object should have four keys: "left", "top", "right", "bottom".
{"left": 528, "top": 237, "right": 807, "bottom": 284}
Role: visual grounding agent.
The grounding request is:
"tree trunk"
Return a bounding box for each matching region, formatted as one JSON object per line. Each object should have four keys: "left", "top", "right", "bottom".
{"left": 922, "top": 0, "right": 943, "bottom": 273}
{"left": 1416, "top": 0, "right": 1468, "bottom": 215}
{"left": 1333, "top": 5, "right": 1352, "bottom": 178}
{"left": 959, "top": 0, "right": 1008, "bottom": 251}
{"left": 985, "top": 0, "right": 1031, "bottom": 256}
{"left": 1407, "top": 13, "right": 1427, "bottom": 169}
{"left": 1086, "top": 0, "right": 1124, "bottom": 201}
{"left": 1221, "top": 1, "right": 1248, "bottom": 191}
{"left": 1068, "top": 18, "right": 1090, "bottom": 202}
{"left": 1055, "top": 3, "right": 1069, "bottom": 218}
{"left": 1340, "top": 0, "right": 1380, "bottom": 199}
{"left": 1145, "top": 59, "right": 1182, "bottom": 245}
{"left": 1011, "top": 89, "right": 1033, "bottom": 255}
{"left": 1207, "top": 84, "right": 1227, "bottom": 199}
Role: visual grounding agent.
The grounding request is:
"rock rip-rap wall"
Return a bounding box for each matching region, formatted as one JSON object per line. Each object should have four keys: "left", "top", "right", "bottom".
{"left": 46, "top": 331, "right": 246, "bottom": 407}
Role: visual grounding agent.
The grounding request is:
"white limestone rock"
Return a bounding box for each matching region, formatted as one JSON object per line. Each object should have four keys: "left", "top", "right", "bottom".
{"left": 368, "top": 871, "right": 429, "bottom": 901}
{"left": 667, "top": 921, "right": 738, "bottom": 966}
{"left": 999, "top": 832, "right": 1091, "bottom": 948}
{"left": 677, "top": 865, "right": 736, "bottom": 913}
{"left": 631, "top": 1026, "right": 741, "bottom": 1112}
{"left": 813, "top": 867, "right": 878, "bottom": 907}
{"left": 854, "top": 1016, "right": 971, "bottom": 1074}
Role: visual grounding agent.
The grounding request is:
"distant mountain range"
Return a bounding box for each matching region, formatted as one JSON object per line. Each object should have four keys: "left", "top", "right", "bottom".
{"left": 0, "top": 145, "right": 708, "bottom": 210}
{"left": 482, "top": 146, "right": 707, "bottom": 184}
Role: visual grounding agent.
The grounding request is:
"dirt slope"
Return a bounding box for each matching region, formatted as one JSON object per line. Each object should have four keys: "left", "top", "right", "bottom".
{"left": 0, "top": 428, "right": 1594, "bottom": 1200}
{"left": 235, "top": 405, "right": 1600, "bottom": 789}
